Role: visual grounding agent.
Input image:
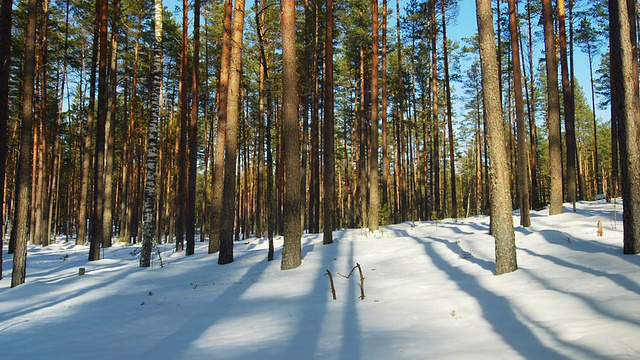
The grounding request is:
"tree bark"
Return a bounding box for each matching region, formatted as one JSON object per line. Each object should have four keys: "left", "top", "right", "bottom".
{"left": 431, "top": 0, "right": 441, "bottom": 218}
{"left": 219, "top": 0, "right": 246, "bottom": 265}
{"left": 507, "top": 0, "right": 530, "bottom": 227}
{"left": 542, "top": 0, "right": 564, "bottom": 215}
{"left": 368, "top": 0, "right": 380, "bottom": 231}
{"left": 357, "top": 45, "right": 368, "bottom": 228}
{"left": 441, "top": 0, "right": 457, "bottom": 220}
{"left": 103, "top": 0, "right": 120, "bottom": 248}
{"left": 323, "top": 0, "right": 335, "bottom": 245}
{"left": 475, "top": 0, "right": 518, "bottom": 275}
{"left": 175, "top": 0, "right": 189, "bottom": 253}
{"left": 525, "top": 0, "right": 541, "bottom": 207}
{"left": 610, "top": 0, "right": 640, "bottom": 254}
{"left": 209, "top": 0, "right": 233, "bottom": 255}
{"left": 11, "top": 0, "right": 37, "bottom": 286}
{"left": 558, "top": 0, "right": 578, "bottom": 212}
{"left": 395, "top": 0, "right": 407, "bottom": 222}
{"left": 186, "top": 0, "right": 201, "bottom": 256}
{"left": 381, "top": 0, "right": 390, "bottom": 213}
{"left": 89, "top": 0, "right": 109, "bottom": 261}
{"left": 140, "top": 0, "right": 163, "bottom": 267}
{"left": 0, "top": 0, "right": 14, "bottom": 279}
{"left": 280, "top": 0, "right": 303, "bottom": 270}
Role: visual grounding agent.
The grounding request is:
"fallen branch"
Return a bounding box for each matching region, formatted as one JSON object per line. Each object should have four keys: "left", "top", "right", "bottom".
{"left": 339, "top": 263, "right": 365, "bottom": 300}
{"left": 326, "top": 269, "right": 337, "bottom": 300}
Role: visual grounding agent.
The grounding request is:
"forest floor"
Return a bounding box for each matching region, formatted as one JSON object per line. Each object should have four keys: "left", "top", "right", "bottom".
{"left": 2, "top": 199, "right": 640, "bottom": 359}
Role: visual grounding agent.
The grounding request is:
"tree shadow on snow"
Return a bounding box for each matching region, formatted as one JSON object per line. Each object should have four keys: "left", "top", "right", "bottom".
{"left": 387, "top": 227, "right": 574, "bottom": 359}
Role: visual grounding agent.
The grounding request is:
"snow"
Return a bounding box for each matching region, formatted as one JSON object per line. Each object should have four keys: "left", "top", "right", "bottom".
{"left": 2, "top": 200, "right": 640, "bottom": 359}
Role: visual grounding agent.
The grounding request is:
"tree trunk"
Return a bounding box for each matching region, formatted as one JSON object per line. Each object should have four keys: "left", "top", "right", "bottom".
{"left": 584, "top": 25, "right": 601, "bottom": 195}
{"left": 558, "top": 0, "right": 578, "bottom": 212}
{"left": 103, "top": 0, "right": 120, "bottom": 248}
{"left": 186, "top": 0, "right": 200, "bottom": 256}
{"left": 610, "top": 0, "right": 640, "bottom": 254}
{"left": 381, "top": 0, "right": 390, "bottom": 214}
{"left": 368, "top": 0, "right": 380, "bottom": 231}
{"left": 357, "top": 45, "right": 368, "bottom": 228}
{"left": 441, "top": 0, "right": 457, "bottom": 220}
{"left": 542, "top": 0, "right": 564, "bottom": 215}
{"left": 525, "top": 0, "right": 541, "bottom": 207}
{"left": 255, "top": 0, "right": 276, "bottom": 256}
{"left": 219, "top": 0, "right": 246, "bottom": 265}
{"left": 431, "top": 0, "right": 441, "bottom": 218}
{"left": 209, "top": 0, "right": 233, "bottom": 255}
{"left": 140, "top": 0, "right": 163, "bottom": 267}
{"left": 11, "top": 0, "right": 37, "bottom": 286}
{"left": 475, "top": 0, "right": 518, "bottom": 275}
{"left": 310, "top": 4, "right": 320, "bottom": 234}
{"left": 175, "top": 0, "right": 190, "bottom": 253}
{"left": 323, "top": 0, "right": 335, "bottom": 245}
{"left": 395, "top": 0, "right": 407, "bottom": 222}
{"left": 0, "top": 0, "right": 13, "bottom": 279}
{"left": 89, "top": 0, "right": 109, "bottom": 261}
{"left": 280, "top": 0, "right": 303, "bottom": 270}
{"left": 507, "top": 0, "right": 530, "bottom": 227}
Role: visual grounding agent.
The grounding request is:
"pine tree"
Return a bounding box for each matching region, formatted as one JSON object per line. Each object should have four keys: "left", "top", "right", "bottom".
{"left": 209, "top": 0, "right": 233, "bottom": 255}
{"left": 323, "top": 0, "right": 335, "bottom": 245}
{"left": 610, "top": 0, "right": 640, "bottom": 254}
{"left": 219, "top": 0, "right": 247, "bottom": 265}
{"left": 368, "top": 0, "right": 380, "bottom": 231}
{"left": 507, "top": 0, "right": 530, "bottom": 227}
{"left": 281, "top": 0, "right": 303, "bottom": 270}
{"left": 89, "top": 0, "right": 109, "bottom": 261}
{"left": 542, "top": 0, "right": 563, "bottom": 216}
{"left": 11, "top": 0, "right": 37, "bottom": 287}
{"left": 0, "top": 0, "right": 14, "bottom": 279}
{"left": 475, "top": 0, "right": 518, "bottom": 275}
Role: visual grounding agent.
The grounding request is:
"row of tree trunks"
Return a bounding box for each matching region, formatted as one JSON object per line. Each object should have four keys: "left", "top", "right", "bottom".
{"left": 10, "top": 0, "right": 639, "bottom": 285}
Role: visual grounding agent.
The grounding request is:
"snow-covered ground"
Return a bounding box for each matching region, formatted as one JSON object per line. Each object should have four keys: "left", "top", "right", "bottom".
{"left": 2, "top": 200, "right": 640, "bottom": 359}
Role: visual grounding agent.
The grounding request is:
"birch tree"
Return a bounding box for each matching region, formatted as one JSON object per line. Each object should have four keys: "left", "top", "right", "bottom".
{"left": 140, "top": 0, "right": 163, "bottom": 268}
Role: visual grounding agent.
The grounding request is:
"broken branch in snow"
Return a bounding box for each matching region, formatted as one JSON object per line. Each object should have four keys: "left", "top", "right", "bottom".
{"left": 339, "top": 263, "right": 366, "bottom": 300}
{"left": 326, "top": 269, "right": 337, "bottom": 300}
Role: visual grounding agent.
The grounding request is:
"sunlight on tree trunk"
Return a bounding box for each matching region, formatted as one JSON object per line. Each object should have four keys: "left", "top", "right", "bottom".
{"left": 610, "top": 0, "right": 640, "bottom": 254}
{"left": 219, "top": 0, "right": 246, "bottom": 265}
{"left": 542, "top": 0, "right": 564, "bottom": 216}
{"left": 10, "top": 0, "right": 36, "bottom": 286}
{"left": 280, "top": 0, "right": 302, "bottom": 270}
{"left": 475, "top": 0, "right": 518, "bottom": 275}
{"left": 140, "top": 0, "right": 163, "bottom": 268}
